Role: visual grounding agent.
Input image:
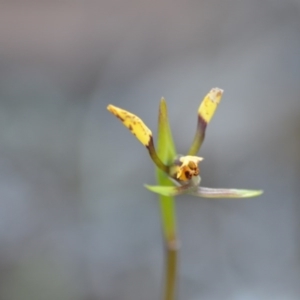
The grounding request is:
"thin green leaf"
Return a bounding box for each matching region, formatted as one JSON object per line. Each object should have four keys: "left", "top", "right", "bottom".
{"left": 145, "top": 184, "right": 193, "bottom": 197}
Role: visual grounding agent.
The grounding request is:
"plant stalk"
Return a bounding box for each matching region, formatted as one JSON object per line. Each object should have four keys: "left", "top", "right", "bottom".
{"left": 163, "top": 231, "right": 178, "bottom": 300}
{"left": 158, "top": 193, "right": 178, "bottom": 300}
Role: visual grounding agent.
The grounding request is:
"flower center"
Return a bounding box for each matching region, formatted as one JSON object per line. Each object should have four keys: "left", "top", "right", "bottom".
{"left": 175, "top": 155, "right": 203, "bottom": 181}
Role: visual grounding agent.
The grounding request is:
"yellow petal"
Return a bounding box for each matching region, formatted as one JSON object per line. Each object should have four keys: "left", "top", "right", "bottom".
{"left": 107, "top": 104, "right": 169, "bottom": 173}
{"left": 198, "top": 87, "right": 223, "bottom": 123}
{"left": 107, "top": 104, "right": 152, "bottom": 147}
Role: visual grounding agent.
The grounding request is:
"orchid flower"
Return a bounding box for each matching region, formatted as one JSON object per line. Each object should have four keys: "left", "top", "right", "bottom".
{"left": 107, "top": 88, "right": 263, "bottom": 199}
{"left": 107, "top": 88, "right": 263, "bottom": 300}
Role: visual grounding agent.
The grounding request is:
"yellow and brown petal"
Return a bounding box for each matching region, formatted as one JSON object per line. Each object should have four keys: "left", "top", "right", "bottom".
{"left": 107, "top": 104, "right": 170, "bottom": 173}
{"left": 198, "top": 88, "right": 223, "bottom": 124}
{"left": 107, "top": 104, "right": 152, "bottom": 147}
{"left": 188, "top": 88, "right": 223, "bottom": 155}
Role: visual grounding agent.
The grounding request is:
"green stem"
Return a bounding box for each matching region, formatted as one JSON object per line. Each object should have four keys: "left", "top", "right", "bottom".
{"left": 157, "top": 171, "right": 178, "bottom": 300}
{"left": 164, "top": 242, "right": 178, "bottom": 300}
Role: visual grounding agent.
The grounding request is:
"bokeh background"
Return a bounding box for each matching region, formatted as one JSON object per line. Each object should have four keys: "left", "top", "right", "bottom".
{"left": 0, "top": 1, "right": 300, "bottom": 299}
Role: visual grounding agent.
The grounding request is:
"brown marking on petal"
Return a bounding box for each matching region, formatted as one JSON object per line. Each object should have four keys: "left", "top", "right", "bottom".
{"left": 116, "top": 114, "right": 125, "bottom": 122}
{"left": 198, "top": 114, "right": 207, "bottom": 130}
{"left": 209, "top": 88, "right": 223, "bottom": 103}
{"left": 107, "top": 106, "right": 125, "bottom": 122}
{"left": 107, "top": 104, "right": 153, "bottom": 146}
{"left": 187, "top": 114, "right": 207, "bottom": 156}
{"left": 185, "top": 171, "right": 191, "bottom": 179}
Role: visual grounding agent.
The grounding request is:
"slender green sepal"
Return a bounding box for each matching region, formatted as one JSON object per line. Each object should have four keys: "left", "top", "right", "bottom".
{"left": 156, "top": 98, "right": 176, "bottom": 161}
{"left": 191, "top": 187, "right": 264, "bottom": 198}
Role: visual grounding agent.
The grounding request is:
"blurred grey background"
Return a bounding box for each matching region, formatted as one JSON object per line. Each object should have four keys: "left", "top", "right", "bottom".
{"left": 0, "top": 1, "right": 300, "bottom": 299}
